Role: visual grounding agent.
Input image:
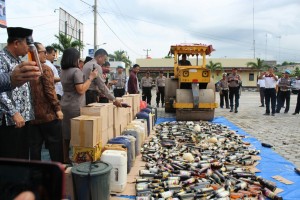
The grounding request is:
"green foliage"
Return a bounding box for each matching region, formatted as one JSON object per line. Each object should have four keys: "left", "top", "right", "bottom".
{"left": 206, "top": 61, "right": 223, "bottom": 78}
{"left": 294, "top": 67, "right": 300, "bottom": 77}
{"left": 52, "top": 33, "right": 84, "bottom": 53}
{"left": 246, "top": 58, "right": 269, "bottom": 71}
{"left": 109, "top": 50, "right": 132, "bottom": 68}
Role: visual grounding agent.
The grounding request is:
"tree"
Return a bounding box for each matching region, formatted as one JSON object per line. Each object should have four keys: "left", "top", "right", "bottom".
{"left": 294, "top": 67, "right": 300, "bottom": 77}
{"left": 109, "top": 50, "right": 132, "bottom": 68}
{"left": 51, "top": 33, "right": 84, "bottom": 53}
{"left": 206, "top": 61, "right": 223, "bottom": 78}
{"left": 246, "top": 58, "right": 269, "bottom": 71}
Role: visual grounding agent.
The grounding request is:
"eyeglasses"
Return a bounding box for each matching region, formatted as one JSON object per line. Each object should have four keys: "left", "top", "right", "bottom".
{"left": 38, "top": 50, "right": 47, "bottom": 54}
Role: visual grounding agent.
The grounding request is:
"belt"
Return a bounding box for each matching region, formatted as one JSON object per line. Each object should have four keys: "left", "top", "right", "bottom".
{"left": 115, "top": 87, "right": 124, "bottom": 89}
{"left": 280, "top": 89, "right": 290, "bottom": 92}
{"left": 221, "top": 89, "right": 229, "bottom": 91}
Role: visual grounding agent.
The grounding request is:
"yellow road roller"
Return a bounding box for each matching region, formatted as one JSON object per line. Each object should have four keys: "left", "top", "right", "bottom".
{"left": 165, "top": 43, "right": 218, "bottom": 121}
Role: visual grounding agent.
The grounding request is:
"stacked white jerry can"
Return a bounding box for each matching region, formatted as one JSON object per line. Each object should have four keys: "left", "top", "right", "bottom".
{"left": 130, "top": 119, "right": 147, "bottom": 142}
{"left": 101, "top": 150, "right": 127, "bottom": 193}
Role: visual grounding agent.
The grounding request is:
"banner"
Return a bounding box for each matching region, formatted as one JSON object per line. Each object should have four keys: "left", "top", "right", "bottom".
{"left": 0, "top": 0, "right": 6, "bottom": 28}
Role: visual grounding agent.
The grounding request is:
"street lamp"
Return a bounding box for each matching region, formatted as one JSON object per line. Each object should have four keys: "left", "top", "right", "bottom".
{"left": 86, "top": 42, "right": 107, "bottom": 49}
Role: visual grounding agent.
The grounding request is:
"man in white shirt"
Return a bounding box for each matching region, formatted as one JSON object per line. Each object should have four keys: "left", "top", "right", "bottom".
{"left": 45, "top": 46, "right": 63, "bottom": 100}
{"left": 258, "top": 67, "right": 278, "bottom": 116}
{"left": 257, "top": 78, "right": 265, "bottom": 107}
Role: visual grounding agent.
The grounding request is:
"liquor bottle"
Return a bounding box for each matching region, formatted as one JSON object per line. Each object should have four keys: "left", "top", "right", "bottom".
{"left": 262, "top": 188, "right": 283, "bottom": 200}
{"left": 257, "top": 176, "right": 277, "bottom": 192}
{"left": 233, "top": 181, "right": 247, "bottom": 192}
{"left": 121, "top": 102, "right": 131, "bottom": 107}
{"left": 28, "top": 43, "right": 43, "bottom": 74}
{"left": 261, "top": 143, "right": 273, "bottom": 148}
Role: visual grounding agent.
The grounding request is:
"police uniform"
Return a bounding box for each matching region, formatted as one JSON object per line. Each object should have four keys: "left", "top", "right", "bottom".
{"left": 218, "top": 76, "right": 229, "bottom": 109}
{"left": 112, "top": 69, "right": 126, "bottom": 97}
{"left": 0, "top": 27, "right": 35, "bottom": 159}
{"left": 276, "top": 70, "right": 291, "bottom": 113}
{"left": 155, "top": 74, "right": 166, "bottom": 107}
{"left": 262, "top": 73, "right": 278, "bottom": 115}
{"left": 228, "top": 71, "right": 241, "bottom": 112}
{"left": 141, "top": 73, "right": 153, "bottom": 104}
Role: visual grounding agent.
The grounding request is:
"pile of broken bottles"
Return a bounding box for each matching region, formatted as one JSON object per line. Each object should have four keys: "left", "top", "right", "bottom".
{"left": 136, "top": 121, "right": 282, "bottom": 200}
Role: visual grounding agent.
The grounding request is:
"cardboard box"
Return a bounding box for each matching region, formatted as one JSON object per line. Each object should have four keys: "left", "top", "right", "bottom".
{"left": 113, "top": 106, "right": 121, "bottom": 137}
{"left": 81, "top": 103, "right": 113, "bottom": 131}
{"left": 108, "top": 125, "right": 114, "bottom": 140}
{"left": 73, "top": 142, "right": 102, "bottom": 163}
{"left": 71, "top": 115, "right": 101, "bottom": 147}
{"left": 116, "top": 97, "right": 133, "bottom": 118}
{"left": 64, "top": 167, "right": 75, "bottom": 200}
{"left": 123, "top": 94, "right": 141, "bottom": 119}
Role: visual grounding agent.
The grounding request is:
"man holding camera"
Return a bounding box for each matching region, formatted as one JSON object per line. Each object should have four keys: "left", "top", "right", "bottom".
{"left": 258, "top": 67, "right": 278, "bottom": 116}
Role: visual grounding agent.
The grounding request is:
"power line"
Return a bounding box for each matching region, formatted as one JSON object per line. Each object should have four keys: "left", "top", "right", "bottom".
{"left": 96, "top": 11, "right": 143, "bottom": 56}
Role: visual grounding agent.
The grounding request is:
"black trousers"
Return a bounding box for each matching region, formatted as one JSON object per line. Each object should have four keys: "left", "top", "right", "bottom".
{"left": 142, "top": 87, "right": 152, "bottom": 104}
{"left": 259, "top": 87, "right": 265, "bottom": 106}
{"left": 114, "top": 88, "right": 125, "bottom": 97}
{"left": 220, "top": 90, "right": 229, "bottom": 108}
{"left": 156, "top": 86, "right": 165, "bottom": 105}
{"left": 265, "top": 88, "right": 276, "bottom": 114}
{"left": 99, "top": 97, "right": 109, "bottom": 103}
{"left": 0, "top": 122, "right": 30, "bottom": 159}
{"left": 229, "top": 87, "right": 240, "bottom": 108}
{"left": 295, "top": 90, "right": 300, "bottom": 113}
{"left": 276, "top": 91, "right": 290, "bottom": 113}
{"left": 86, "top": 90, "right": 99, "bottom": 105}
{"left": 29, "top": 119, "right": 63, "bottom": 162}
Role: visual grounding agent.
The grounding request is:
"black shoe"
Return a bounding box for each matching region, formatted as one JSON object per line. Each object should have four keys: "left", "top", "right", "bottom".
{"left": 284, "top": 111, "right": 288, "bottom": 114}
{"left": 276, "top": 111, "right": 280, "bottom": 113}
{"left": 263, "top": 113, "right": 270, "bottom": 116}
{"left": 226, "top": 107, "right": 230, "bottom": 109}
{"left": 272, "top": 113, "right": 275, "bottom": 116}
{"left": 259, "top": 105, "right": 264, "bottom": 107}
{"left": 234, "top": 110, "right": 238, "bottom": 113}
{"left": 292, "top": 112, "right": 299, "bottom": 115}
{"left": 230, "top": 109, "right": 233, "bottom": 112}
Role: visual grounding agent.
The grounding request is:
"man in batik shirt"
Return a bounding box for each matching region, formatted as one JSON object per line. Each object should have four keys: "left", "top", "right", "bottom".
{"left": 0, "top": 27, "right": 36, "bottom": 159}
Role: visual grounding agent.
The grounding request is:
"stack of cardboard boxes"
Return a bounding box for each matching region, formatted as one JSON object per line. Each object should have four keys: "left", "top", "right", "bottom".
{"left": 70, "top": 94, "right": 141, "bottom": 164}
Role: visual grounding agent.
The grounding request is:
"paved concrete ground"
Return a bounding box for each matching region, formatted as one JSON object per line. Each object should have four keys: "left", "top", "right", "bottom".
{"left": 150, "top": 89, "right": 300, "bottom": 168}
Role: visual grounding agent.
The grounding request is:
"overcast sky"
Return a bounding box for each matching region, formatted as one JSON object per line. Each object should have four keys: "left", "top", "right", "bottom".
{"left": 0, "top": 0, "right": 300, "bottom": 64}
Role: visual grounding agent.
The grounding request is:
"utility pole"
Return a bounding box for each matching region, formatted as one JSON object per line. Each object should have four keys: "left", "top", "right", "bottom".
{"left": 94, "top": 0, "right": 97, "bottom": 52}
{"left": 265, "top": 33, "right": 268, "bottom": 60}
{"left": 143, "top": 49, "right": 151, "bottom": 58}
{"left": 252, "top": 0, "right": 255, "bottom": 59}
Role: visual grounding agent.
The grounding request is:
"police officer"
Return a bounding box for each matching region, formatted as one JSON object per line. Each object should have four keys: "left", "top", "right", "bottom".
{"left": 155, "top": 71, "right": 166, "bottom": 107}
{"left": 218, "top": 73, "right": 229, "bottom": 109}
{"left": 228, "top": 68, "right": 242, "bottom": 113}
{"left": 141, "top": 71, "right": 153, "bottom": 105}
{"left": 112, "top": 66, "right": 126, "bottom": 97}
{"left": 276, "top": 70, "right": 292, "bottom": 113}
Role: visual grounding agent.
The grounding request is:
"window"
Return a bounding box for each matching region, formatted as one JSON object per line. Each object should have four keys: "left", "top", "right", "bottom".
{"left": 249, "top": 73, "right": 254, "bottom": 81}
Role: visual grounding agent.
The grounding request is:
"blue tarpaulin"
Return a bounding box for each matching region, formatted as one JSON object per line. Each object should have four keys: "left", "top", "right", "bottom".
{"left": 155, "top": 116, "right": 300, "bottom": 199}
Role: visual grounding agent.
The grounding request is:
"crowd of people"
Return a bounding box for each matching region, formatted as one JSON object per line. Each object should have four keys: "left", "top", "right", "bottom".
{"left": 0, "top": 27, "right": 169, "bottom": 166}
{"left": 218, "top": 66, "right": 300, "bottom": 116}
